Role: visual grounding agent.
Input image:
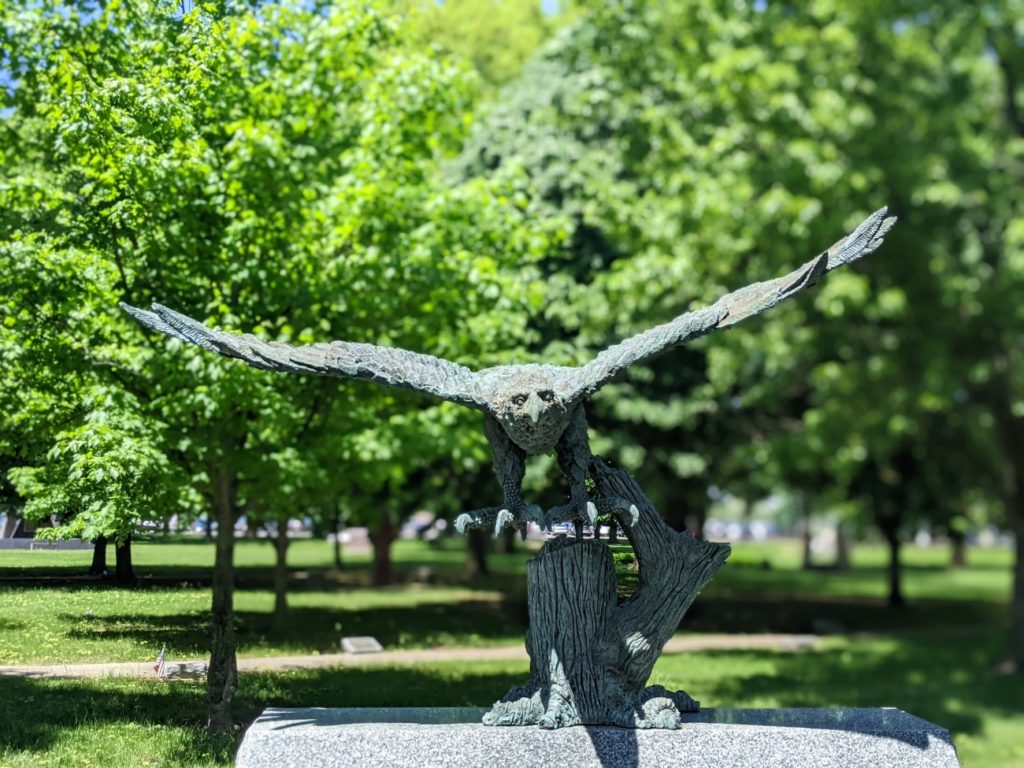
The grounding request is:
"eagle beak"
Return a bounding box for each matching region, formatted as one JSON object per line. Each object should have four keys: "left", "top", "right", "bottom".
{"left": 526, "top": 394, "right": 542, "bottom": 424}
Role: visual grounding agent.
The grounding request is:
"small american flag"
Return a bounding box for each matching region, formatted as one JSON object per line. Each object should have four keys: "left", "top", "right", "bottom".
{"left": 153, "top": 645, "right": 166, "bottom": 678}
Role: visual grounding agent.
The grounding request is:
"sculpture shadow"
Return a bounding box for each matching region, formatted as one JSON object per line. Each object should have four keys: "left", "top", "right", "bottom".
{"left": 583, "top": 726, "right": 640, "bottom": 768}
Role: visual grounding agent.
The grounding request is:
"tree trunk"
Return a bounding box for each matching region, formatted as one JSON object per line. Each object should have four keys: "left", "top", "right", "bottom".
{"left": 608, "top": 521, "right": 619, "bottom": 543}
{"left": 484, "top": 459, "right": 730, "bottom": 729}
{"left": 835, "top": 521, "right": 850, "bottom": 570}
{"left": 681, "top": 506, "right": 707, "bottom": 539}
{"left": 207, "top": 471, "right": 239, "bottom": 736}
{"left": 114, "top": 536, "right": 135, "bottom": 584}
{"left": 991, "top": 381, "right": 1023, "bottom": 673}
{"left": 89, "top": 536, "right": 108, "bottom": 576}
{"left": 949, "top": 530, "right": 967, "bottom": 569}
{"left": 369, "top": 514, "right": 396, "bottom": 587}
{"left": 881, "top": 523, "right": 905, "bottom": 608}
{"left": 501, "top": 525, "right": 517, "bottom": 554}
{"left": 465, "top": 527, "right": 489, "bottom": 577}
{"left": 801, "top": 494, "right": 814, "bottom": 570}
{"left": 1011, "top": 494, "right": 1024, "bottom": 674}
{"left": 272, "top": 522, "right": 289, "bottom": 628}
{"left": 332, "top": 507, "right": 344, "bottom": 570}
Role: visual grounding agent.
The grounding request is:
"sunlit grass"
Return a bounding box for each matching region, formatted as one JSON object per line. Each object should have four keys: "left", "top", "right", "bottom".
{"left": 0, "top": 537, "right": 1012, "bottom": 664}
{"left": 0, "top": 632, "right": 1019, "bottom": 767}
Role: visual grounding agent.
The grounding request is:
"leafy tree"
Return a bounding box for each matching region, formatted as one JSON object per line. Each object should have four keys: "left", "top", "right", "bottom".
{"left": 8, "top": 386, "right": 190, "bottom": 582}
{"left": 400, "top": 0, "right": 569, "bottom": 94}
{"left": 1, "top": 0, "right": 550, "bottom": 731}
{"left": 459, "top": 0, "right": 1023, "bottom": 647}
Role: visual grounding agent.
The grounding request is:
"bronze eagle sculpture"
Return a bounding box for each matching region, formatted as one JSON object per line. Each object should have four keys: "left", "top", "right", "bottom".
{"left": 123, "top": 208, "right": 895, "bottom": 535}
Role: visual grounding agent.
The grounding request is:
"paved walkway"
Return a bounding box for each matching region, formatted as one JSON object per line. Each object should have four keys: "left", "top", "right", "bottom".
{"left": 0, "top": 633, "right": 817, "bottom": 679}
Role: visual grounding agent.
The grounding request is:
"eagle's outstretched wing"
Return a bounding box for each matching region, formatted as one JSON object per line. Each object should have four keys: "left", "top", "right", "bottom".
{"left": 120, "top": 303, "right": 490, "bottom": 409}
{"left": 564, "top": 207, "right": 897, "bottom": 400}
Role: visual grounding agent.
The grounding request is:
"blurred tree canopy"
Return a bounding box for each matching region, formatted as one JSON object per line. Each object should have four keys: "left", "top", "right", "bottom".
{"left": 399, "top": 0, "right": 571, "bottom": 94}
{"left": 457, "top": 0, "right": 1023, "bottom": 655}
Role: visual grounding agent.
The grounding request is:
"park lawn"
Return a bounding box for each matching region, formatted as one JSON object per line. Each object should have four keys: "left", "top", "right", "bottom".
{"left": 0, "top": 631, "right": 1021, "bottom": 768}
{"left": 0, "top": 537, "right": 1013, "bottom": 664}
{"left": 0, "top": 538, "right": 536, "bottom": 664}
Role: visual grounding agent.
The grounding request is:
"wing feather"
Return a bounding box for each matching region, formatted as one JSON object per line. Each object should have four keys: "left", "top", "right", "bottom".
{"left": 121, "top": 303, "right": 489, "bottom": 408}
{"left": 565, "top": 207, "right": 896, "bottom": 399}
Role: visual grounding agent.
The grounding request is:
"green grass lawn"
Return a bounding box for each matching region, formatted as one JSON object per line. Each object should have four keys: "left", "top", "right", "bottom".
{"left": 0, "top": 536, "right": 1020, "bottom": 767}
{"left": 0, "top": 632, "right": 1020, "bottom": 768}
{"left": 0, "top": 536, "right": 1012, "bottom": 664}
{"left": 0, "top": 539, "right": 535, "bottom": 664}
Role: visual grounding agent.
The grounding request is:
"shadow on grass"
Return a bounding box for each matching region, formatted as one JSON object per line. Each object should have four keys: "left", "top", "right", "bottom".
{"left": 684, "top": 594, "right": 1007, "bottom": 634}
{"left": 0, "top": 559, "right": 531, "bottom": 593}
{"left": 694, "top": 631, "right": 1024, "bottom": 743}
{"left": 0, "top": 666, "right": 526, "bottom": 765}
{"left": 47, "top": 586, "right": 1006, "bottom": 661}
{"left": 57, "top": 599, "right": 531, "bottom": 657}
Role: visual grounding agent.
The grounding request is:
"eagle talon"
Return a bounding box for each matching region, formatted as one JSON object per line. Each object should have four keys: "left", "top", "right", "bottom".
{"left": 456, "top": 511, "right": 489, "bottom": 534}
{"left": 494, "top": 509, "right": 515, "bottom": 537}
{"left": 455, "top": 507, "right": 506, "bottom": 534}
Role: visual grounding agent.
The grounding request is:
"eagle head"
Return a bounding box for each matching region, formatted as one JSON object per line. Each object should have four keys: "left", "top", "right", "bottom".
{"left": 491, "top": 366, "right": 574, "bottom": 453}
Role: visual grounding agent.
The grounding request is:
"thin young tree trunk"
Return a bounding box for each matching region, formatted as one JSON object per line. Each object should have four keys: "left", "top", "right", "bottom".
{"left": 501, "top": 525, "right": 517, "bottom": 554}
{"left": 332, "top": 506, "right": 344, "bottom": 570}
{"left": 835, "top": 521, "right": 850, "bottom": 570}
{"left": 272, "top": 521, "right": 289, "bottom": 627}
{"left": 949, "top": 530, "right": 966, "bottom": 569}
{"left": 881, "top": 522, "right": 905, "bottom": 608}
{"left": 1002, "top": 418, "right": 1024, "bottom": 673}
{"left": 369, "top": 514, "right": 396, "bottom": 587}
{"left": 114, "top": 535, "right": 135, "bottom": 584}
{"left": 465, "top": 527, "right": 489, "bottom": 577}
{"left": 207, "top": 470, "right": 238, "bottom": 736}
{"left": 990, "top": 376, "right": 1023, "bottom": 673}
{"left": 89, "top": 536, "right": 108, "bottom": 576}
{"left": 1011, "top": 505, "right": 1024, "bottom": 674}
{"left": 801, "top": 494, "right": 814, "bottom": 570}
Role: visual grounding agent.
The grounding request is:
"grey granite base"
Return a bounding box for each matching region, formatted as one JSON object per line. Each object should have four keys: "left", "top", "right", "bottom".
{"left": 235, "top": 707, "right": 960, "bottom": 767}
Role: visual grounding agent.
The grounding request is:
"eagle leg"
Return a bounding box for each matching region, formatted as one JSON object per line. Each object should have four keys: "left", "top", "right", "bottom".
{"left": 550, "top": 406, "right": 601, "bottom": 536}
{"left": 467, "top": 414, "right": 543, "bottom": 536}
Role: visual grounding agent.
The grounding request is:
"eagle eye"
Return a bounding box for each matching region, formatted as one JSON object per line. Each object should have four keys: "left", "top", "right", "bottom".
{"left": 512, "top": 394, "right": 527, "bottom": 407}
{"left": 539, "top": 390, "right": 555, "bottom": 402}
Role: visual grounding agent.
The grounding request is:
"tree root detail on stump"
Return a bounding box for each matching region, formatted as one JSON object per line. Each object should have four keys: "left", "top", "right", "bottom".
{"left": 483, "top": 459, "right": 731, "bottom": 729}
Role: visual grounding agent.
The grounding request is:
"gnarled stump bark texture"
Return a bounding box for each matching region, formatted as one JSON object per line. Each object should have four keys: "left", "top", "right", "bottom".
{"left": 484, "top": 459, "right": 730, "bottom": 729}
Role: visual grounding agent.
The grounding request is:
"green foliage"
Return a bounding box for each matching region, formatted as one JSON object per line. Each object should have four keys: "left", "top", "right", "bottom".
{"left": 399, "top": 0, "right": 570, "bottom": 94}
{"left": 0, "top": 0, "right": 554, "bottom": 538}
{"left": 8, "top": 387, "right": 188, "bottom": 543}
{"left": 458, "top": 0, "right": 1024, "bottom": 548}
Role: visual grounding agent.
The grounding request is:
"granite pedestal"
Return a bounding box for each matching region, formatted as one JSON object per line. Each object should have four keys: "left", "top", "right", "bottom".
{"left": 235, "top": 706, "right": 960, "bottom": 767}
